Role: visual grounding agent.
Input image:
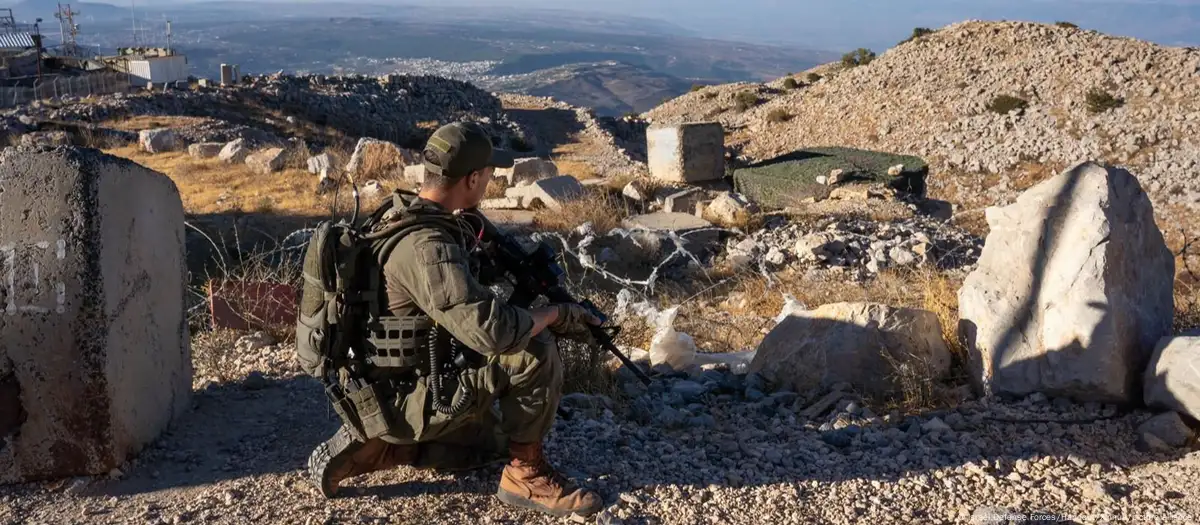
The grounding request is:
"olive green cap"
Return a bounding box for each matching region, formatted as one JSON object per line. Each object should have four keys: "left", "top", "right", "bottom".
{"left": 422, "top": 121, "right": 514, "bottom": 179}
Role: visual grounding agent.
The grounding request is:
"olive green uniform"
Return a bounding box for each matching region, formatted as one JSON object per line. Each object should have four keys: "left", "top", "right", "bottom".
{"left": 373, "top": 198, "right": 562, "bottom": 447}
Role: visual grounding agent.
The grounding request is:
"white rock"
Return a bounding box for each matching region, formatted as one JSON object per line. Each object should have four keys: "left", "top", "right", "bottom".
{"left": 828, "top": 169, "right": 844, "bottom": 185}
{"left": 361, "top": 180, "right": 383, "bottom": 197}
{"left": 187, "top": 142, "right": 223, "bottom": 159}
{"left": 704, "top": 192, "right": 756, "bottom": 225}
{"left": 245, "top": 148, "right": 287, "bottom": 174}
{"left": 218, "top": 139, "right": 250, "bottom": 164}
{"left": 959, "top": 162, "right": 1175, "bottom": 403}
{"left": 750, "top": 302, "right": 952, "bottom": 398}
{"left": 1144, "top": 334, "right": 1200, "bottom": 420}
{"left": 887, "top": 164, "right": 905, "bottom": 176}
{"left": 138, "top": 128, "right": 178, "bottom": 153}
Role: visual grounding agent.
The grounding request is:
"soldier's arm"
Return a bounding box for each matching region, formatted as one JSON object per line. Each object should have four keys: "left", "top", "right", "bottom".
{"left": 384, "top": 230, "right": 546, "bottom": 356}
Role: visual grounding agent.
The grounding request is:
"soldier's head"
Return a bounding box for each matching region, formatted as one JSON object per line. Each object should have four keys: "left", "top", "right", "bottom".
{"left": 419, "top": 121, "right": 514, "bottom": 209}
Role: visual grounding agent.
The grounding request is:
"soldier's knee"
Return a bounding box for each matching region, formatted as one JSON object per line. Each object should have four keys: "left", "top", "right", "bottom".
{"left": 508, "top": 332, "right": 562, "bottom": 387}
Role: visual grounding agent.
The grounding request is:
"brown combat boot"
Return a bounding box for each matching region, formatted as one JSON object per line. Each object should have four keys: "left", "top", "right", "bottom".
{"left": 308, "top": 426, "right": 419, "bottom": 498}
{"left": 495, "top": 441, "right": 603, "bottom": 518}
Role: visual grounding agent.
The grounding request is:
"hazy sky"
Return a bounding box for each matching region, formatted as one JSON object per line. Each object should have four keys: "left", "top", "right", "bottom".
{"left": 121, "top": 0, "right": 1200, "bottom": 51}
{"left": 413, "top": 0, "right": 1200, "bottom": 50}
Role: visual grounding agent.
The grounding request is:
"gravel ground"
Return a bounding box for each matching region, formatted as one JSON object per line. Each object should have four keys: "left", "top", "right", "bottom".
{"left": 2, "top": 336, "right": 1197, "bottom": 525}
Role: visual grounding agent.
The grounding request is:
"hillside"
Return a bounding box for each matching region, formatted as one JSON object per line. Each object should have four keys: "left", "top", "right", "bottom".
{"left": 481, "top": 62, "right": 693, "bottom": 117}
{"left": 646, "top": 20, "right": 1200, "bottom": 258}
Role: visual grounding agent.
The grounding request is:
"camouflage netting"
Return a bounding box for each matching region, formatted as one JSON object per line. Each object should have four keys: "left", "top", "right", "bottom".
{"left": 733, "top": 147, "right": 928, "bottom": 208}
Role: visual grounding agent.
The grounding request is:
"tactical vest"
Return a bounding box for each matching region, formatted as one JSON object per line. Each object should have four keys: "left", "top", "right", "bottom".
{"left": 295, "top": 190, "right": 484, "bottom": 441}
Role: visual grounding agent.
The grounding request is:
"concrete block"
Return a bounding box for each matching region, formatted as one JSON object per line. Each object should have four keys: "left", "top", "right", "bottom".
{"left": 0, "top": 147, "right": 191, "bottom": 484}
{"left": 505, "top": 175, "right": 585, "bottom": 211}
{"left": 220, "top": 64, "right": 233, "bottom": 86}
{"left": 647, "top": 122, "right": 725, "bottom": 183}
{"left": 188, "top": 142, "right": 223, "bottom": 159}
{"left": 495, "top": 158, "right": 558, "bottom": 186}
{"left": 663, "top": 187, "right": 707, "bottom": 213}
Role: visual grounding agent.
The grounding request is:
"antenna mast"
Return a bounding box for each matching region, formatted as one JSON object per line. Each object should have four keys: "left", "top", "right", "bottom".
{"left": 54, "top": 3, "right": 81, "bottom": 56}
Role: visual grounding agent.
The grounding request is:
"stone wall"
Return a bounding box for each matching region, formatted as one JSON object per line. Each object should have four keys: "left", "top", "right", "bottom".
{"left": 0, "top": 147, "right": 191, "bottom": 483}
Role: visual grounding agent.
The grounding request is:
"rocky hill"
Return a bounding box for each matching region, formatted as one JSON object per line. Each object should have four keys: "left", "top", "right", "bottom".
{"left": 645, "top": 21, "right": 1200, "bottom": 256}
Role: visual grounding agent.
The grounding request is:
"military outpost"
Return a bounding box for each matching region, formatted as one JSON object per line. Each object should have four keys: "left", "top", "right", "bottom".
{"left": 0, "top": 14, "right": 1199, "bottom": 525}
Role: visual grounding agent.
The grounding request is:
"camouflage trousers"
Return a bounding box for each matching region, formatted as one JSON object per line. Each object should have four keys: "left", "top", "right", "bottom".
{"left": 345, "top": 331, "right": 563, "bottom": 468}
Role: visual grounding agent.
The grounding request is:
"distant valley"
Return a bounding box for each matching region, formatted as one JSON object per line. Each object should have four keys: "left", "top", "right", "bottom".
{"left": 15, "top": 1, "right": 837, "bottom": 116}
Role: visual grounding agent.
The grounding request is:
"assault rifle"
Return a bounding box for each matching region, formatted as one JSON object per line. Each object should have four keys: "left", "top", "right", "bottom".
{"left": 466, "top": 210, "right": 653, "bottom": 386}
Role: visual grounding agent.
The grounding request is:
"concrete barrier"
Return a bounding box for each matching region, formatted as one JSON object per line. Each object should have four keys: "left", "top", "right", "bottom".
{"left": 0, "top": 146, "right": 191, "bottom": 483}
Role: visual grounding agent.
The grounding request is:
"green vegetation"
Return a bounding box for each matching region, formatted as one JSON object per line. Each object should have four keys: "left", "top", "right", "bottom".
{"left": 690, "top": 84, "right": 705, "bottom": 92}
{"left": 1055, "top": 21, "right": 1079, "bottom": 29}
{"left": 841, "top": 48, "right": 876, "bottom": 68}
{"left": 902, "top": 27, "right": 936, "bottom": 44}
{"left": 766, "top": 108, "right": 792, "bottom": 123}
{"left": 733, "top": 146, "right": 928, "bottom": 207}
{"left": 734, "top": 91, "right": 761, "bottom": 112}
{"left": 782, "top": 77, "right": 799, "bottom": 90}
{"left": 1085, "top": 88, "right": 1124, "bottom": 114}
{"left": 986, "top": 94, "right": 1029, "bottom": 115}
{"left": 806, "top": 73, "right": 822, "bottom": 83}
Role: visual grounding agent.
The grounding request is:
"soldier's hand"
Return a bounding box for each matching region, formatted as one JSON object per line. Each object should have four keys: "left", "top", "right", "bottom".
{"left": 549, "top": 303, "right": 602, "bottom": 344}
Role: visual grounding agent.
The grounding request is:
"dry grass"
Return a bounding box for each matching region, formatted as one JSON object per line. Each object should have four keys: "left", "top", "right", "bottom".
{"left": 104, "top": 145, "right": 392, "bottom": 217}
{"left": 533, "top": 189, "right": 633, "bottom": 234}
{"left": 485, "top": 178, "right": 509, "bottom": 199}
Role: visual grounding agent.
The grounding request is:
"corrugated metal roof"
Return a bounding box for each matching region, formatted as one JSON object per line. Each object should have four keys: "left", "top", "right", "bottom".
{"left": 0, "top": 32, "right": 35, "bottom": 49}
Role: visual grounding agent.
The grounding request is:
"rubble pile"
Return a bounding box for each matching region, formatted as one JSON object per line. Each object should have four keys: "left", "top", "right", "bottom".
{"left": 724, "top": 215, "right": 982, "bottom": 275}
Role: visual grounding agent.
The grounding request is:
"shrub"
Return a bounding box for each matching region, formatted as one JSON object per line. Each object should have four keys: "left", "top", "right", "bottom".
{"left": 690, "top": 84, "right": 705, "bottom": 92}
{"left": 1055, "top": 21, "right": 1078, "bottom": 29}
{"left": 806, "top": 73, "right": 822, "bottom": 83}
{"left": 766, "top": 108, "right": 792, "bottom": 123}
{"left": 902, "top": 27, "right": 935, "bottom": 44}
{"left": 841, "top": 48, "right": 876, "bottom": 68}
{"left": 1085, "top": 88, "right": 1123, "bottom": 114}
{"left": 701, "top": 91, "right": 717, "bottom": 100}
{"left": 986, "top": 94, "right": 1029, "bottom": 114}
{"left": 734, "top": 91, "right": 760, "bottom": 112}
{"left": 782, "top": 77, "right": 799, "bottom": 90}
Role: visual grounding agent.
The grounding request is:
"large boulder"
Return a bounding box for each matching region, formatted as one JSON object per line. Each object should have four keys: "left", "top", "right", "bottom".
{"left": 959, "top": 162, "right": 1174, "bottom": 403}
{"left": 218, "top": 138, "right": 250, "bottom": 164}
{"left": 1144, "top": 333, "right": 1200, "bottom": 420}
{"left": 0, "top": 147, "right": 190, "bottom": 483}
{"left": 246, "top": 148, "right": 287, "bottom": 174}
{"left": 138, "top": 128, "right": 178, "bottom": 153}
{"left": 344, "top": 137, "right": 414, "bottom": 178}
{"left": 188, "top": 142, "right": 223, "bottom": 159}
{"left": 750, "top": 302, "right": 951, "bottom": 398}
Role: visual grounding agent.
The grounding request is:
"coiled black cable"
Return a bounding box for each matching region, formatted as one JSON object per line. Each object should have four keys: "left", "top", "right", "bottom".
{"left": 427, "top": 325, "right": 475, "bottom": 417}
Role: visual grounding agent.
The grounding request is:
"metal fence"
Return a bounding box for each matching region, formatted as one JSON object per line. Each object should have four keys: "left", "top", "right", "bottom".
{"left": 0, "top": 72, "right": 132, "bottom": 109}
